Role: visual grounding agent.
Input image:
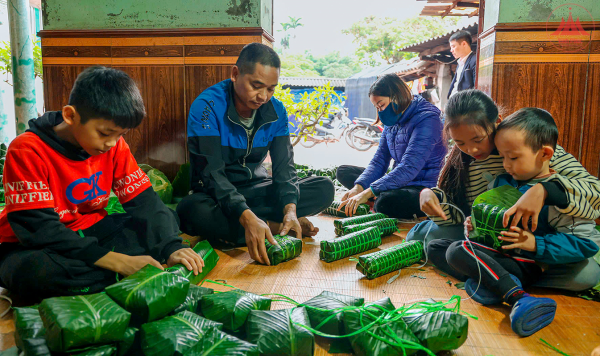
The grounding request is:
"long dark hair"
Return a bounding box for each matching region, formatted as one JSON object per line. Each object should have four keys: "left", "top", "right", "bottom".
{"left": 438, "top": 89, "right": 499, "bottom": 215}
{"left": 369, "top": 74, "right": 413, "bottom": 116}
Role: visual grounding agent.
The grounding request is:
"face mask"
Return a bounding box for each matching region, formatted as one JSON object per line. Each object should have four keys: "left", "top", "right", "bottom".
{"left": 378, "top": 102, "right": 401, "bottom": 127}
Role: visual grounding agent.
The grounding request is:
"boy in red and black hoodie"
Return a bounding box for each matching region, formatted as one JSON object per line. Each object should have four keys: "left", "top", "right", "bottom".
{"left": 0, "top": 66, "right": 204, "bottom": 298}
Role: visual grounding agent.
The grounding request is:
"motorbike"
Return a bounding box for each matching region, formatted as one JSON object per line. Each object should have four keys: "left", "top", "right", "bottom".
{"left": 347, "top": 117, "right": 383, "bottom": 151}
{"left": 297, "top": 110, "right": 354, "bottom": 148}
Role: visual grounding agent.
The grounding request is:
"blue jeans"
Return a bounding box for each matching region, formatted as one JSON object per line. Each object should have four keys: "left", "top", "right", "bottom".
{"left": 406, "top": 220, "right": 600, "bottom": 292}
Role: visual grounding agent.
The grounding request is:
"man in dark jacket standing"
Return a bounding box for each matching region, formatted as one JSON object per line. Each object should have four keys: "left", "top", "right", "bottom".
{"left": 447, "top": 30, "right": 477, "bottom": 98}
{"left": 178, "top": 43, "right": 334, "bottom": 265}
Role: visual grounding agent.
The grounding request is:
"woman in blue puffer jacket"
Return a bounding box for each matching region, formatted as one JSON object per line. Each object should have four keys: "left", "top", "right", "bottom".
{"left": 337, "top": 74, "right": 446, "bottom": 219}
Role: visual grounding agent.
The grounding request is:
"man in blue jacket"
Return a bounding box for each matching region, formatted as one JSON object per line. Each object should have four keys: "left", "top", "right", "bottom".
{"left": 178, "top": 43, "right": 334, "bottom": 265}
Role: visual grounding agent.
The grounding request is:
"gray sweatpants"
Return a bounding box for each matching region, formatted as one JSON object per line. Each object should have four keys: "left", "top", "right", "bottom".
{"left": 406, "top": 220, "right": 600, "bottom": 292}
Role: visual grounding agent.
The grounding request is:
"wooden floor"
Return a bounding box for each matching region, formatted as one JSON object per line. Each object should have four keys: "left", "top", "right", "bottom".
{"left": 1, "top": 215, "right": 599, "bottom": 355}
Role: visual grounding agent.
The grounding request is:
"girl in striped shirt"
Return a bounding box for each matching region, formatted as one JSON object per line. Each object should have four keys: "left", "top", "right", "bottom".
{"left": 406, "top": 89, "right": 600, "bottom": 292}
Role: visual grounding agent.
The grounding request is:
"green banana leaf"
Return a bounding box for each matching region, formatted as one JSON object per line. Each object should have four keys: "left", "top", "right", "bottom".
{"left": 302, "top": 291, "right": 364, "bottom": 336}
{"left": 141, "top": 311, "right": 222, "bottom": 356}
{"left": 0, "top": 347, "right": 18, "bottom": 356}
{"left": 146, "top": 168, "right": 173, "bottom": 204}
{"left": 105, "top": 264, "right": 190, "bottom": 323}
{"left": 172, "top": 163, "right": 191, "bottom": 198}
{"left": 39, "top": 293, "right": 131, "bottom": 352}
{"left": 356, "top": 241, "right": 424, "bottom": 279}
{"left": 165, "top": 240, "right": 220, "bottom": 285}
{"left": 324, "top": 201, "right": 370, "bottom": 217}
{"left": 117, "top": 327, "right": 139, "bottom": 356}
{"left": 344, "top": 298, "right": 421, "bottom": 356}
{"left": 171, "top": 285, "right": 214, "bottom": 315}
{"left": 471, "top": 185, "right": 522, "bottom": 249}
{"left": 14, "top": 306, "right": 51, "bottom": 356}
{"left": 320, "top": 227, "right": 381, "bottom": 263}
{"left": 200, "top": 290, "right": 272, "bottom": 332}
{"left": 105, "top": 196, "right": 125, "bottom": 215}
{"left": 402, "top": 299, "right": 469, "bottom": 354}
{"left": 265, "top": 235, "right": 303, "bottom": 266}
{"left": 246, "top": 307, "right": 314, "bottom": 356}
{"left": 68, "top": 345, "right": 117, "bottom": 356}
{"left": 342, "top": 218, "right": 398, "bottom": 237}
{"left": 333, "top": 213, "right": 387, "bottom": 231}
{"left": 183, "top": 327, "right": 259, "bottom": 356}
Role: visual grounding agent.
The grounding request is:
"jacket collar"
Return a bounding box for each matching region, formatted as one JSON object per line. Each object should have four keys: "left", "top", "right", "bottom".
{"left": 226, "top": 81, "right": 278, "bottom": 129}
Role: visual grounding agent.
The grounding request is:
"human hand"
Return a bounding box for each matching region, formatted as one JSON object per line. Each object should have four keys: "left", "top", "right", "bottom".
{"left": 95, "top": 251, "right": 163, "bottom": 277}
{"left": 500, "top": 226, "right": 537, "bottom": 252}
{"left": 240, "top": 210, "right": 278, "bottom": 265}
{"left": 167, "top": 248, "right": 205, "bottom": 276}
{"left": 503, "top": 183, "right": 547, "bottom": 232}
{"left": 464, "top": 216, "right": 473, "bottom": 235}
{"left": 591, "top": 345, "right": 600, "bottom": 356}
{"left": 339, "top": 188, "right": 373, "bottom": 217}
{"left": 419, "top": 188, "right": 447, "bottom": 220}
{"left": 341, "top": 184, "right": 364, "bottom": 201}
{"left": 280, "top": 204, "right": 302, "bottom": 237}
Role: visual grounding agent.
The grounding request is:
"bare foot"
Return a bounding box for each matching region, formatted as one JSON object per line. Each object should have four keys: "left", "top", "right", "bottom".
{"left": 299, "top": 217, "right": 319, "bottom": 237}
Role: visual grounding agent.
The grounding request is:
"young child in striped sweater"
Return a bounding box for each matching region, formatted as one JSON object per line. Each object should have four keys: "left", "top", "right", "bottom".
{"left": 407, "top": 89, "right": 600, "bottom": 292}
{"left": 427, "top": 108, "right": 600, "bottom": 337}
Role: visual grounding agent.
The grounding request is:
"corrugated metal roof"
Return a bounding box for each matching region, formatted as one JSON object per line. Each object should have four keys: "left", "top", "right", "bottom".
{"left": 279, "top": 77, "right": 346, "bottom": 88}
{"left": 399, "top": 22, "right": 478, "bottom": 53}
{"left": 418, "top": 0, "right": 479, "bottom": 17}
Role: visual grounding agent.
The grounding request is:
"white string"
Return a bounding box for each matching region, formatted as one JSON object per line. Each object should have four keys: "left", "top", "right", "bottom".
{"left": 0, "top": 294, "right": 13, "bottom": 318}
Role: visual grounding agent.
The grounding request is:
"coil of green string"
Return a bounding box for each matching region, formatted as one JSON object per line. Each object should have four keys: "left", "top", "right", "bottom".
{"left": 333, "top": 213, "right": 387, "bottom": 235}
{"left": 356, "top": 240, "right": 424, "bottom": 279}
{"left": 320, "top": 226, "right": 381, "bottom": 263}
{"left": 265, "top": 234, "right": 303, "bottom": 266}
{"left": 324, "top": 201, "right": 370, "bottom": 218}
{"left": 342, "top": 218, "right": 399, "bottom": 237}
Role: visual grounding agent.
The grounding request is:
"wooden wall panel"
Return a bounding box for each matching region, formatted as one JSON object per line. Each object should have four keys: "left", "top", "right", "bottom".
{"left": 184, "top": 65, "right": 231, "bottom": 121}
{"left": 581, "top": 63, "right": 600, "bottom": 177}
{"left": 42, "top": 66, "right": 90, "bottom": 111}
{"left": 491, "top": 63, "right": 587, "bottom": 160}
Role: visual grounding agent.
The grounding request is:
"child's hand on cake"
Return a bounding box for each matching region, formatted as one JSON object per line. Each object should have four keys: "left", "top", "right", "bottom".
{"left": 464, "top": 216, "right": 473, "bottom": 236}
{"left": 499, "top": 226, "right": 536, "bottom": 252}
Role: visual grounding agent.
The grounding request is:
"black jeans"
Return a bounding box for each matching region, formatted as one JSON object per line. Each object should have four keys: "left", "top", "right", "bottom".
{"left": 428, "top": 239, "right": 542, "bottom": 297}
{"left": 177, "top": 176, "right": 335, "bottom": 247}
{"left": 0, "top": 211, "right": 180, "bottom": 299}
{"left": 336, "top": 165, "right": 426, "bottom": 219}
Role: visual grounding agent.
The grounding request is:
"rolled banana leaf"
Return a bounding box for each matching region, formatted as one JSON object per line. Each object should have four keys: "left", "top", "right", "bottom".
{"left": 342, "top": 218, "right": 398, "bottom": 237}
{"left": 324, "top": 201, "right": 370, "bottom": 217}
{"left": 265, "top": 235, "right": 303, "bottom": 266}
{"left": 39, "top": 293, "right": 131, "bottom": 352}
{"left": 14, "top": 306, "right": 51, "bottom": 356}
{"left": 165, "top": 240, "right": 220, "bottom": 285}
{"left": 471, "top": 185, "right": 523, "bottom": 249}
{"left": 200, "top": 290, "right": 272, "bottom": 332}
{"left": 356, "top": 241, "right": 424, "bottom": 279}
{"left": 171, "top": 285, "right": 214, "bottom": 315}
{"left": 105, "top": 264, "right": 190, "bottom": 323}
{"left": 344, "top": 298, "right": 421, "bottom": 356}
{"left": 320, "top": 226, "right": 381, "bottom": 263}
{"left": 117, "top": 327, "right": 139, "bottom": 356}
{"left": 333, "top": 213, "right": 387, "bottom": 231}
{"left": 401, "top": 299, "right": 469, "bottom": 354}
{"left": 183, "top": 327, "right": 259, "bottom": 356}
{"left": 302, "top": 291, "right": 364, "bottom": 336}
{"left": 141, "top": 311, "right": 222, "bottom": 356}
{"left": 246, "top": 307, "right": 314, "bottom": 356}
{"left": 70, "top": 345, "right": 117, "bottom": 356}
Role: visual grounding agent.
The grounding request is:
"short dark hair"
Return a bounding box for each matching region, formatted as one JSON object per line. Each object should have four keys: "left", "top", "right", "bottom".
{"left": 449, "top": 30, "right": 472, "bottom": 47}
{"left": 236, "top": 43, "right": 281, "bottom": 75}
{"left": 68, "top": 66, "right": 145, "bottom": 128}
{"left": 497, "top": 108, "right": 558, "bottom": 151}
{"left": 369, "top": 74, "right": 413, "bottom": 114}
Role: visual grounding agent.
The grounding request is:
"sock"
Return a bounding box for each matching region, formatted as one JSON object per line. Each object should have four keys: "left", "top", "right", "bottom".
{"left": 504, "top": 286, "right": 529, "bottom": 305}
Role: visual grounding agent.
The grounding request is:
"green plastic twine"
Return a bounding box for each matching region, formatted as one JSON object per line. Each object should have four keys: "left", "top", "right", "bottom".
{"left": 540, "top": 339, "right": 571, "bottom": 356}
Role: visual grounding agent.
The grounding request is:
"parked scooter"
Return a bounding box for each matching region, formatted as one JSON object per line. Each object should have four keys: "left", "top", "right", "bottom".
{"left": 347, "top": 117, "right": 383, "bottom": 151}
{"left": 298, "top": 109, "right": 353, "bottom": 148}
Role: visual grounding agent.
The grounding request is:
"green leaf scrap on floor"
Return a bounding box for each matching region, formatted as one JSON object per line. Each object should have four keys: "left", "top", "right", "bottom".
{"left": 438, "top": 272, "right": 448, "bottom": 277}
{"left": 410, "top": 275, "right": 426, "bottom": 280}
{"left": 455, "top": 282, "right": 466, "bottom": 290}
{"left": 446, "top": 280, "right": 452, "bottom": 287}
{"left": 540, "top": 338, "right": 571, "bottom": 356}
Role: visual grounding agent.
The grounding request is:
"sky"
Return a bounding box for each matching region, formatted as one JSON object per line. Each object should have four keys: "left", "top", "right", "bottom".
{"left": 272, "top": 0, "right": 427, "bottom": 56}
{"left": 272, "top": 0, "right": 477, "bottom": 57}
